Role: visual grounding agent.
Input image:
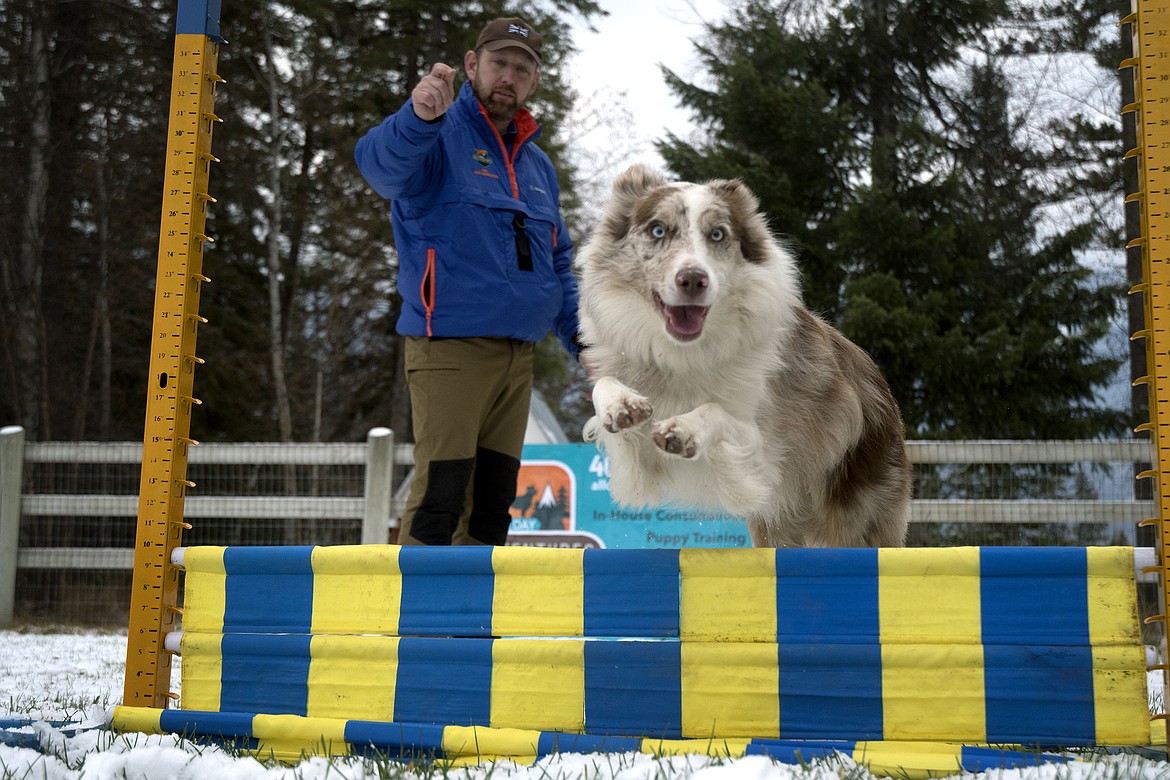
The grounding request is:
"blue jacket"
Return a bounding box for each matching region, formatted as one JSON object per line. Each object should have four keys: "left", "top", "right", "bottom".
{"left": 355, "top": 81, "right": 579, "bottom": 358}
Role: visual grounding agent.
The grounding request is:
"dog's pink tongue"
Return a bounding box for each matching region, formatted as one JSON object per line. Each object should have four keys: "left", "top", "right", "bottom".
{"left": 666, "top": 305, "right": 708, "bottom": 337}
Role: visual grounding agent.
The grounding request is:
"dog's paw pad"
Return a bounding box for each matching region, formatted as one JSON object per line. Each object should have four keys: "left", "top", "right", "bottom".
{"left": 603, "top": 396, "right": 653, "bottom": 433}
{"left": 652, "top": 422, "right": 697, "bottom": 458}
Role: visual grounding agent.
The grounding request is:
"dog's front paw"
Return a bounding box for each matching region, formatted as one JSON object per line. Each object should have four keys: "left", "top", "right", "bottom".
{"left": 600, "top": 392, "right": 653, "bottom": 433}
{"left": 652, "top": 418, "right": 698, "bottom": 458}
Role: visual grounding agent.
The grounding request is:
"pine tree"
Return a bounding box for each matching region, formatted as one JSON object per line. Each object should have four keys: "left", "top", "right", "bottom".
{"left": 657, "top": 0, "right": 1125, "bottom": 439}
{"left": 0, "top": 0, "right": 173, "bottom": 440}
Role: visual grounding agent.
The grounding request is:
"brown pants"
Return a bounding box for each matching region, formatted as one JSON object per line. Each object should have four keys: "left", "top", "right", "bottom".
{"left": 399, "top": 336, "right": 534, "bottom": 545}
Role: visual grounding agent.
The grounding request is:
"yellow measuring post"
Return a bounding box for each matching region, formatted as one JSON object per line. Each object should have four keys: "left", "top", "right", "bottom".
{"left": 124, "top": 0, "right": 224, "bottom": 709}
{"left": 1124, "top": 0, "right": 1170, "bottom": 751}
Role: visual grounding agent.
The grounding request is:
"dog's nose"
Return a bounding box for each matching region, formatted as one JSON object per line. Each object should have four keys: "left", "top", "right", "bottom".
{"left": 675, "top": 268, "right": 709, "bottom": 299}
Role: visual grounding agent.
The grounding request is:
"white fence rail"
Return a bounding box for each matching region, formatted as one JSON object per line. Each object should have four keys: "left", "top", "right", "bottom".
{"left": 0, "top": 425, "right": 408, "bottom": 626}
{"left": 0, "top": 428, "right": 1157, "bottom": 626}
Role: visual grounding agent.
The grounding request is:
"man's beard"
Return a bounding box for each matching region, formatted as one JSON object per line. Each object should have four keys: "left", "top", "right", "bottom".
{"left": 473, "top": 73, "right": 522, "bottom": 124}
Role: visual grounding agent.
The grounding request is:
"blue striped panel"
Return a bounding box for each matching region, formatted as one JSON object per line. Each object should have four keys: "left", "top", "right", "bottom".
{"left": 775, "top": 549, "right": 882, "bottom": 740}
{"left": 157, "top": 709, "right": 260, "bottom": 753}
{"left": 583, "top": 549, "right": 679, "bottom": 637}
{"left": 983, "top": 645, "right": 1096, "bottom": 745}
{"left": 959, "top": 745, "right": 1073, "bottom": 771}
{"left": 981, "top": 547, "right": 1090, "bottom": 644}
{"left": 538, "top": 732, "right": 643, "bottom": 755}
{"left": 744, "top": 739, "right": 851, "bottom": 763}
{"left": 157, "top": 708, "right": 255, "bottom": 738}
{"left": 219, "top": 634, "right": 310, "bottom": 716}
{"left": 777, "top": 643, "right": 882, "bottom": 739}
{"left": 585, "top": 640, "right": 682, "bottom": 737}
{"left": 398, "top": 548, "right": 495, "bottom": 636}
{"left": 344, "top": 720, "right": 446, "bottom": 757}
{"left": 222, "top": 546, "right": 314, "bottom": 633}
{"left": 775, "top": 548, "right": 879, "bottom": 643}
{"left": 393, "top": 637, "right": 491, "bottom": 725}
{"left": 981, "top": 547, "right": 1095, "bottom": 743}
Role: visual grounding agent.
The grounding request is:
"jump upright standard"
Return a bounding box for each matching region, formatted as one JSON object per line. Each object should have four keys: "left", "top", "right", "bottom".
{"left": 123, "top": 0, "right": 223, "bottom": 709}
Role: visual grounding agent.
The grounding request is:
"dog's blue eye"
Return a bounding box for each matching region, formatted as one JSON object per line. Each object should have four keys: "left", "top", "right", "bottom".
{"left": 650, "top": 224, "right": 666, "bottom": 239}
{"left": 710, "top": 228, "right": 725, "bottom": 242}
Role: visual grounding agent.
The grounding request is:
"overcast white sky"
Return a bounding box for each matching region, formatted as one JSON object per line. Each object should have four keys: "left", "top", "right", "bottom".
{"left": 565, "top": 1, "right": 728, "bottom": 175}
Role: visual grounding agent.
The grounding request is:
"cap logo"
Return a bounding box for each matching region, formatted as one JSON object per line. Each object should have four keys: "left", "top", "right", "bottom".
{"left": 508, "top": 23, "right": 530, "bottom": 38}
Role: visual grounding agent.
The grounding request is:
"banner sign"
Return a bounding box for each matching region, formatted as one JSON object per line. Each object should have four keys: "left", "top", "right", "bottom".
{"left": 506, "top": 443, "right": 749, "bottom": 549}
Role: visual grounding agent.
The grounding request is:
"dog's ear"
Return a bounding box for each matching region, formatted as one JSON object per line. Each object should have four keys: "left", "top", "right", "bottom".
{"left": 708, "top": 178, "right": 772, "bottom": 263}
{"left": 613, "top": 165, "right": 669, "bottom": 200}
{"left": 599, "top": 165, "right": 670, "bottom": 244}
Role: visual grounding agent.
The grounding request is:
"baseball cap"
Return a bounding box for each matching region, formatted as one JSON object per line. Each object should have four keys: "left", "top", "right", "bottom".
{"left": 476, "top": 17, "right": 542, "bottom": 63}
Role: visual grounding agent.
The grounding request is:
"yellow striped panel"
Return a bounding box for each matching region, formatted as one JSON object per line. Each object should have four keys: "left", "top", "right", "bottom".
{"left": 310, "top": 545, "right": 401, "bottom": 635}
{"left": 879, "top": 548, "right": 984, "bottom": 741}
{"left": 444, "top": 757, "right": 540, "bottom": 767}
{"left": 681, "top": 641, "right": 779, "bottom": 738}
{"left": 1090, "top": 645, "right": 1150, "bottom": 744}
{"left": 446, "top": 754, "right": 539, "bottom": 767}
{"left": 252, "top": 714, "right": 350, "bottom": 762}
{"left": 109, "top": 705, "right": 163, "bottom": 734}
{"left": 878, "top": 547, "right": 983, "bottom": 643}
{"left": 442, "top": 724, "right": 541, "bottom": 760}
{"left": 491, "top": 639, "right": 585, "bottom": 732}
{"left": 178, "top": 631, "right": 223, "bottom": 711}
{"left": 491, "top": 546, "right": 584, "bottom": 637}
{"left": 879, "top": 644, "right": 987, "bottom": 740}
{"left": 1085, "top": 547, "right": 1149, "bottom": 744}
{"left": 306, "top": 635, "right": 398, "bottom": 721}
{"left": 181, "top": 546, "right": 226, "bottom": 633}
{"left": 1085, "top": 547, "right": 1141, "bottom": 644}
{"left": 679, "top": 548, "right": 777, "bottom": 642}
{"left": 642, "top": 737, "right": 750, "bottom": 757}
{"left": 853, "top": 740, "right": 965, "bottom": 780}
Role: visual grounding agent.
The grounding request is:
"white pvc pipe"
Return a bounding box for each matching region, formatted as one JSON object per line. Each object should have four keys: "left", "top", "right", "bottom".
{"left": 1136, "top": 547, "right": 1158, "bottom": 582}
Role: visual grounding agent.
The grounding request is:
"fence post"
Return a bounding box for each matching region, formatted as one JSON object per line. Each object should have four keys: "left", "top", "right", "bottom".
{"left": 362, "top": 427, "right": 394, "bottom": 544}
{"left": 0, "top": 426, "right": 26, "bottom": 628}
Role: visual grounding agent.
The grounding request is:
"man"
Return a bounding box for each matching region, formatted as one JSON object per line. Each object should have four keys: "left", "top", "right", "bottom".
{"left": 354, "top": 17, "right": 579, "bottom": 546}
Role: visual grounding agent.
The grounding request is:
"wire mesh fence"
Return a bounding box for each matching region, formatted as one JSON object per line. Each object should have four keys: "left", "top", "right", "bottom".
{"left": 907, "top": 440, "right": 1152, "bottom": 548}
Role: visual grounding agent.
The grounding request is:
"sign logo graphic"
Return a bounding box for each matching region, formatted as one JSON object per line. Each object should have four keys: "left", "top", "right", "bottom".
{"left": 509, "top": 460, "right": 574, "bottom": 531}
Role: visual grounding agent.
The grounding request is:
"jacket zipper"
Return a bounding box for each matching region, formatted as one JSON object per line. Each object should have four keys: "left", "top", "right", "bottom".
{"left": 476, "top": 104, "right": 543, "bottom": 270}
{"left": 477, "top": 103, "right": 536, "bottom": 199}
{"left": 421, "top": 248, "right": 436, "bottom": 336}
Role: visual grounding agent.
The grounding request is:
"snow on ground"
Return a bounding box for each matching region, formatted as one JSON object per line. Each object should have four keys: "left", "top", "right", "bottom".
{"left": 1, "top": 628, "right": 1169, "bottom": 779}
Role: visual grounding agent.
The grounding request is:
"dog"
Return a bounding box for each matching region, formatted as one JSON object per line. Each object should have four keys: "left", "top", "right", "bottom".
{"left": 576, "top": 165, "right": 911, "bottom": 548}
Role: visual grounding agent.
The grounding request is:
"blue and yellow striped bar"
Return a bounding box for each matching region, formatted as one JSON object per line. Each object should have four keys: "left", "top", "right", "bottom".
{"left": 171, "top": 544, "right": 1150, "bottom": 747}
{"left": 171, "top": 631, "right": 1145, "bottom": 744}
{"left": 181, "top": 545, "right": 1141, "bottom": 640}
{"left": 111, "top": 706, "right": 1076, "bottom": 779}
{"left": 181, "top": 545, "right": 682, "bottom": 638}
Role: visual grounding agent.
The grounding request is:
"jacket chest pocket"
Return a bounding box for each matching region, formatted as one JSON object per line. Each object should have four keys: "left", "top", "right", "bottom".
{"left": 507, "top": 207, "right": 558, "bottom": 284}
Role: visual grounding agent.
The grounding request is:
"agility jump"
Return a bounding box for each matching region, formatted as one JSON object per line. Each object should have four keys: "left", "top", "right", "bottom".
{"left": 112, "top": 544, "right": 1149, "bottom": 775}
{"left": 113, "top": 0, "right": 1170, "bottom": 776}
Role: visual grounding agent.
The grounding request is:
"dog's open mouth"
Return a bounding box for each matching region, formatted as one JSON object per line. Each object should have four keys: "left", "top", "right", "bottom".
{"left": 654, "top": 293, "right": 709, "bottom": 341}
